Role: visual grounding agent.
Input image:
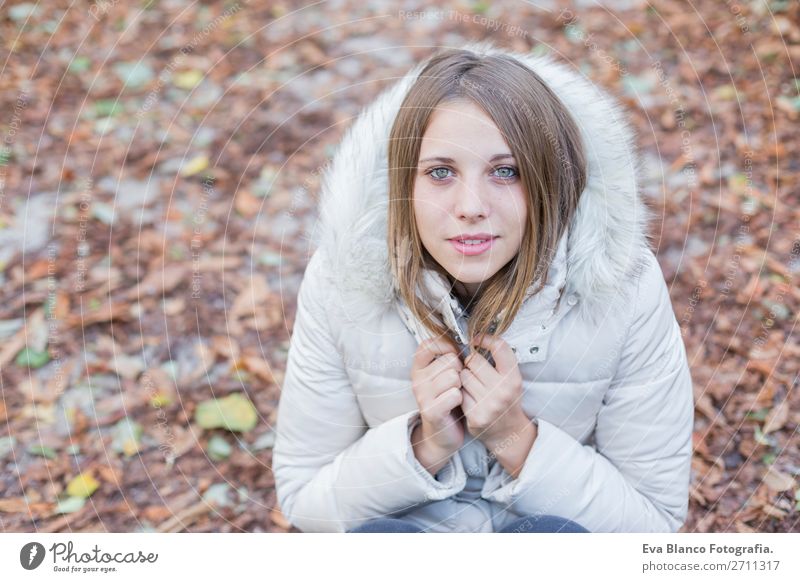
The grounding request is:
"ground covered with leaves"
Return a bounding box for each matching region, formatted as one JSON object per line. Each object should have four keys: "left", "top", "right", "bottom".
{"left": 1, "top": 0, "right": 798, "bottom": 532}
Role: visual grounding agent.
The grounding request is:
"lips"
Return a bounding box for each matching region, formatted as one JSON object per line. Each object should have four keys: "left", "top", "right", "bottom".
{"left": 448, "top": 233, "right": 496, "bottom": 243}
{"left": 448, "top": 234, "right": 498, "bottom": 256}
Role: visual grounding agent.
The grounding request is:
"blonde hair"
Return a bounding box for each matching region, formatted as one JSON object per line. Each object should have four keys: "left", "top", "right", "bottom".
{"left": 388, "top": 47, "right": 587, "bottom": 351}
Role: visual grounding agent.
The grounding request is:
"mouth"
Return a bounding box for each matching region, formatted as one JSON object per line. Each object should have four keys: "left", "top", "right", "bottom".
{"left": 447, "top": 234, "right": 498, "bottom": 256}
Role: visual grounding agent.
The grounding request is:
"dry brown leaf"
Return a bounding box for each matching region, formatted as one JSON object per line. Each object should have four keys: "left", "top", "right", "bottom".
{"left": 762, "top": 466, "right": 796, "bottom": 492}
{"left": 0, "top": 498, "right": 53, "bottom": 517}
{"left": 211, "top": 335, "right": 240, "bottom": 362}
{"left": 0, "top": 308, "right": 44, "bottom": 367}
{"left": 143, "top": 506, "right": 173, "bottom": 523}
{"left": 761, "top": 504, "right": 788, "bottom": 519}
{"left": 195, "top": 255, "right": 243, "bottom": 272}
{"left": 734, "top": 520, "right": 757, "bottom": 533}
{"left": 234, "top": 189, "right": 261, "bottom": 218}
{"left": 17, "top": 376, "right": 58, "bottom": 403}
{"left": 126, "top": 263, "right": 188, "bottom": 299}
{"left": 95, "top": 464, "right": 122, "bottom": 485}
{"left": 763, "top": 399, "right": 790, "bottom": 434}
{"left": 230, "top": 276, "right": 270, "bottom": 320}
{"left": 240, "top": 355, "right": 275, "bottom": 384}
{"left": 156, "top": 500, "right": 211, "bottom": 533}
{"left": 27, "top": 259, "right": 51, "bottom": 280}
{"left": 177, "top": 342, "right": 216, "bottom": 387}
{"left": 66, "top": 301, "right": 133, "bottom": 328}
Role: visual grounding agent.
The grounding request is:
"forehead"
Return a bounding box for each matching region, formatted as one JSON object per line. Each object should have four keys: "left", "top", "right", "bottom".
{"left": 420, "top": 100, "right": 509, "bottom": 156}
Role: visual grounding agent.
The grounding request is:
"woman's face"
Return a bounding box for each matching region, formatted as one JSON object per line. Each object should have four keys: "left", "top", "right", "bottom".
{"left": 412, "top": 99, "right": 528, "bottom": 300}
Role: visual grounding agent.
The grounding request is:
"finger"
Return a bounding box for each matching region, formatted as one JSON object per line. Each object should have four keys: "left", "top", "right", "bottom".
{"left": 459, "top": 367, "right": 487, "bottom": 401}
{"left": 415, "top": 353, "right": 461, "bottom": 391}
{"left": 460, "top": 380, "right": 478, "bottom": 416}
{"left": 431, "top": 386, "right": 463, "bottom": 416}
{"left": 426, "top": 352, "right": 463, "bottom": 378}
{"left": 476, "top": 334, "right": 516, "bottom": 375}
{"left": 463, "top": 349, "right": 496, "bottom": 386}
{"left": 413, "top": 337, "right": 458, "bottom": 370}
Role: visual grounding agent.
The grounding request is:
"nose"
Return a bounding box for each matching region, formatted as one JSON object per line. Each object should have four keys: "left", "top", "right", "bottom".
{"left": 452, "top": 173, "right": 490, "bottom": 221}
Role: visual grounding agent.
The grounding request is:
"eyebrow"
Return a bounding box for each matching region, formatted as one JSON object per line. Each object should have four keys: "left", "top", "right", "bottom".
{"left": 418, "top": 153, "right": 515, "bottom": 164}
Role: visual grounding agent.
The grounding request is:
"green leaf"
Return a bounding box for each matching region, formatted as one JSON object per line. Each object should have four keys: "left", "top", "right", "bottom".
{"left": 91, "top": 201, "right": 116, "bottom": 225}
{"left": 173, "top": 70, "right": 204, "bottom": 90}
{"left": 472, "top": 1, "right": 490, "bottom": 15}
{"left": 207, "top": 435, "right": 232, "bottom": 461}
{"left": 0, "top": 436, "right": 17, "bottom": 460}
{"left": 66, "top": 473, "right": 99, "bottom": 498}
{"left": 28, "top": 444, "right": 57, "bottom": 459}
{"left": 248, "top": 430, "right": 275, "bottom": 452}
{"left": 9, "top": 3, "right": 38, "bottom": 21}
{"left": 203, "top": 483, "right": 233, "bottom": 508}
{"left": 56, "top": 496, "right": 86, "bottom": 514}
{"left": 68, "top": 56, "right": 91, "bottom": 74}
{"left": 754, "top": 425, "right": 776, "bottom": 446}
{"left": 113, "top": 61, "right": 155, "bottom": 89}
{"left": 15, "top": 347, "right": 50, "bottom": 369}
{"left": 93, "top": 99, "right": 122, "bottom": 118}
{"left": 746, "top": 407, "right": 770, "bottom": 421}
{"left": 195, "top": 393, "right": 258, "bottom": 433}
{"left": 111, "top": 418, "right": 143, "bottom": 457}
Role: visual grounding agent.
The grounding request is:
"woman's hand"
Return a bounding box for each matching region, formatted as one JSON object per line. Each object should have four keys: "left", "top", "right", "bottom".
{"left": 460, "top": 334, "right": 533, "bottom": 453}
{"left": 410, "top": 337, "right": 466, "bottom": 476}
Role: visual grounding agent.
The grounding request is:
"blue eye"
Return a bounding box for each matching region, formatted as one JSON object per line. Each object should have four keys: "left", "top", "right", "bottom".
{"left": 427, "top": 167, "right": 453, "bottom": 181}
{"left": 493, "top": 166, "right": 518, "bottom": 179}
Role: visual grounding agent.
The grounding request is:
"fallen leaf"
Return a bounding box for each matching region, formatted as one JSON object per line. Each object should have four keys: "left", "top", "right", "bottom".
{"left": 28, "top": 444, "right": 57, "bottom": 459}
{"left": 55, "top": 496, "right": 86, "bottom": 514}
{"left": 180, "top": 155, "right": 210, "bottom": 177}
{"left": 111, "top": 418, "right": 143, "bottom": 457}
{"left": 763, "top": 399, "right": 789, "bottom": 434}
{"left": 126, "top": 264, "right": 188, "bottom": 299}
{"left": 230, "top": 276, "right": 270, "bottom": 319}
{"left": 15, "top": 347, "right": 50, "bottom": 369}
{"left": 239, "top": 356, "right": 275, "bottom": 384}
{"left": 234, "top": 189, "right": 261, "bottom": 218}
{"left": 173, "top": 70, "right": 204, "bottom": 90}
{"left": 203, "top": 483, "right": 233, "bottom": 508}
{"left": 66, "top": 473, "right": 100, "bottom": 498}
{"left": 195, "top": 393, "right": 258, "bottom": 433}
{"left": 207, "top": 435, "right": 232, "bottom": 461}
{"left": 762, "top": 466, "right": 796, "bottom": 492}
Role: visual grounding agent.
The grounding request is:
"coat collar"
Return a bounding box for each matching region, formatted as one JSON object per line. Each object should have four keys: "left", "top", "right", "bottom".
{"left": 314, "top": 40, "right": 651, "bottom": 330}
{"left": 394, "top": 226, "right": 571, "bottom": 364}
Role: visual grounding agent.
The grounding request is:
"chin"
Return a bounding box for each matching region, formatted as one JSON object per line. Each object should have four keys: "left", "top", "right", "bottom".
{"left": 449, "top": 268, "right": 498, "bottom": 284}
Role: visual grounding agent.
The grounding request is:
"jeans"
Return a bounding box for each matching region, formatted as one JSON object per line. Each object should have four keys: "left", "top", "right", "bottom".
{"left": 346, "top": 514, "right": 590, "bottom": 533}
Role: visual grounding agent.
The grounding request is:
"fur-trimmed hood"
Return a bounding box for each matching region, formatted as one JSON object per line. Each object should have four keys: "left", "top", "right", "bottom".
{"left": 309, "top": 40, "right": 652, "bottom": 325}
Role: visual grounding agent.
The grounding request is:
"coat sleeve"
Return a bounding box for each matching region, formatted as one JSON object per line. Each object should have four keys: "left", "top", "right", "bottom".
{"left": 480, "top": 249, "right": 694, "bottom": 532}
{"left": 272, "top": 250, "right": 467, "bottom": 533}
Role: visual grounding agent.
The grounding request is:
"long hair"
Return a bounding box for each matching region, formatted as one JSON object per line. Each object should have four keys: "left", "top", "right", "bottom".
{"left": 388, "top": 47, "right": 587, "bottom": 351}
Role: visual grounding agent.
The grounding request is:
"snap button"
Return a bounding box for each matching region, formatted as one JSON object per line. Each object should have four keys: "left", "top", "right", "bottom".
{"left": 541, "top": 324, "right": 547, "bottom": 331}
{"left": 567, "top": 295, "right": 578, "bottom": 306}
{"left": 529, "top": 346, "right": 539, "bottom": 354}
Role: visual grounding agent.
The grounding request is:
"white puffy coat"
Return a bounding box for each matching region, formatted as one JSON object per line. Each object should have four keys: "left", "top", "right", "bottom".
{"left": 272, "top": 41, "right": 695, "bottom": 533}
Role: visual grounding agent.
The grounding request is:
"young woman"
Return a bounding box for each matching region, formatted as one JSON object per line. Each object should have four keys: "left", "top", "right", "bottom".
{"left": 272, "top": 41, "right": 694, "bottom": 533}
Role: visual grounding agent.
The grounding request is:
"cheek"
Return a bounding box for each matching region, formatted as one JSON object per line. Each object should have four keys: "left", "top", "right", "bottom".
{"left": 413, "top": 190, "right": 448, "bottom": 224}
{"left": 503, "top": 192, "right": 528, "bottom": 236}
